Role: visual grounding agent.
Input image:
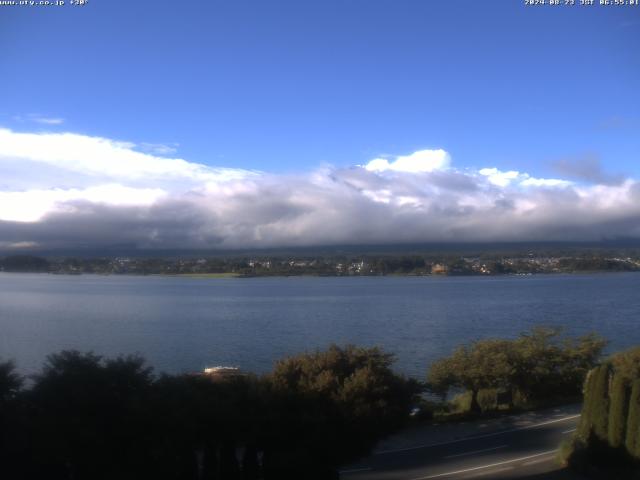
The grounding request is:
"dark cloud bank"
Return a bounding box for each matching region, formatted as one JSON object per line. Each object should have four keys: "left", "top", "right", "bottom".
{"left": 3, "top": 167, "right": 640, "bottom": 253}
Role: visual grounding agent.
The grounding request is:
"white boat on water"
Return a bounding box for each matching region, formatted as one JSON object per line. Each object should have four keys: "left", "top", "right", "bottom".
{"left": 202, "top": 366, "right": 244, "bottom": 379}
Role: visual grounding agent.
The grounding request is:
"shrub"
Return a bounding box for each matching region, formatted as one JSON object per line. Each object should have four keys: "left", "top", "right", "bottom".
{"left": 579, "top": 364, "right": 610, "bottom": 442}
{"left": 427, "top": 328, "right": 606, "bottom": 413}
{"left": 608, "top": 373, "right": 629, "bottom": 449}
{"left": 626, "top": 379, "right": 640, "bottom": 460}
{"left": 477, "top": 388, "right": 498, "bottom": 412}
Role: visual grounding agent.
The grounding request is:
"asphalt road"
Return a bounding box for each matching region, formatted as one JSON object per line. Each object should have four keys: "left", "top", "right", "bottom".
{"left": 340, "top": 409, "right": 583, "bottom": 480}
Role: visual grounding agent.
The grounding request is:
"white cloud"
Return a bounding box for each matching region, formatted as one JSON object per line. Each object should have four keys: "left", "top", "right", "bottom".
{"left": 0, "top": 184, "right": 166, "bottom": 222}
{"left": 13, "top": 114, "right": 65, "bottom": 125}
{"left": 365, "top": 149, "right": 451, "bottom": 173}
{"left": 479, "top": 167, "right": 521, "bottom": 187}
{"left": 31, "top": 116, "right": 64, "bottom": 125}
{"left": 0, "top": 127, "right": 257, "bottom": 222}
{"left": 138, "top": 142, "right": 179, "bottom": 156}
{"left": 479, "top": 167, "right": 572, "bottom": 188}
{"left": 0, "top": 128, "right": 637, "bottom": 250}
{"left": 519, "top": 177, "right": 572, "bottom": 188}
{"left": 0, "top": 128, "right": 256, "bottom": 185}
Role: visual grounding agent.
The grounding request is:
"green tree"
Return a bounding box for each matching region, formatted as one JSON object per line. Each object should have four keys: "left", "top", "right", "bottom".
{"left": 578, "top": 367, "right": 598, "bottom": 440}
{"left": 29, "top": 351, "right": 154, "bottom": 479}
{"left": 0, "top": 360, "right": 25, "bottom": 479}
{"left": 510, "top": 328, "right": 606, "bottom": 404}
{"left": 611, "top": 347, "right": 640, "bottom": 383}
{"left": 268, "top": 344, "right": 420, "bottom": 472}
{"left": 607, "top": 373, "right": 629, "bottom": 449}
{"left": 0, "top": 360, "right": 22, "bottom": 405}
{"left": 579, "top": 364, "right": 610, "bottom": 443}
{"left": 428, "top": 328, "right": 605, "bottom": 413}
{"left": 428, "top": 339, "right": 513, "bottom": 413}
{"left": 625, "top": 379, "right": 640, "bottom": 459}
{"left": 147, "top": 372, "right": 263, "bottom": 480}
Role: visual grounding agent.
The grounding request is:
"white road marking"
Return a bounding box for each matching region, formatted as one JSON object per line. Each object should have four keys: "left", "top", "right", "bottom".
{"left": 459, "top": 466, "right": 513, "bottom": 478}
{"left": 375, "top": 414, "right": 580, "bottom": 455}
{"left": 408, "top": 449, "right": 557, "bottom": 479}
{"left": 339, "top": 467, "right": 372, "bottom": 474}
{"left": 521, "top": 455, "right": 556, "bottom": 467}
{"left": 444, "top": 445, "right": 508, "bottom": 459}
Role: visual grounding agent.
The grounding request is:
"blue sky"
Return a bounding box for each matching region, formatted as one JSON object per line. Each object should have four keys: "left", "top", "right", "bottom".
{"left": 0, "top": 1, "right": 639, "bottom": 249}
{"left": 2, "top": 1, "right": 638, "bottom": 175}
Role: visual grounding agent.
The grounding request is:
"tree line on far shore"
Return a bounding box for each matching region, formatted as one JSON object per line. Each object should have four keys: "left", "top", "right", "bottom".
{"left": 2, "top": 252, "right": 639, "bottom": 276}
{"left": 0, "top": 328, "right": 612, "bottom": 479}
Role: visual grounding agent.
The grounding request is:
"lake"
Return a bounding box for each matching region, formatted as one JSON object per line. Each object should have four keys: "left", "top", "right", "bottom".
{"left": 1, "top": 272, "right": 639, "bottom": 378}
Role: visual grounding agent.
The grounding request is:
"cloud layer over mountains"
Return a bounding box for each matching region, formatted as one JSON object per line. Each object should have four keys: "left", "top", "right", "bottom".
{"left": 1, "top": 127, "right": 639, "bottom": 251}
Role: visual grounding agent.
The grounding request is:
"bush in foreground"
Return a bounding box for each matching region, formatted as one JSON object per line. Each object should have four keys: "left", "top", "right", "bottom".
{"left": 564, "top": 347, "right": 640, "bottom": 478}
{"left": 0, "top": 346, "right": 420, "bottom": 480}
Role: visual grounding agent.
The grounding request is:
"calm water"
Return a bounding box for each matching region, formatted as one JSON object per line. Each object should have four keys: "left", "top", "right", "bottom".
{"left": 1, "top": 272, "right": 639, "bottom": 378}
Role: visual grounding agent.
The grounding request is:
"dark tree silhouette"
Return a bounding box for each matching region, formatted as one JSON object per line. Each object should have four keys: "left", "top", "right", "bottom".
{"left": 0, "top": 360, "right": 22, "bottom": 404}
{"left": 0, "top": 346, "right": 418, "bottom": 480}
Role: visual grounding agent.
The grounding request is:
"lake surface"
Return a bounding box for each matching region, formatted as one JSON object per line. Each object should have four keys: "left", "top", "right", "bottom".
{"left": 1, "top": 273, "right": 639, "bottom": 379}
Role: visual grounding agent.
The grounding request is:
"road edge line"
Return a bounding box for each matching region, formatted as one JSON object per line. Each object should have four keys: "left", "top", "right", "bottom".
{"left": 409, "top": 449, "right": 557, "bottom": 479}
{"left": 375, "top": 414, "right": 580, "bottom": 455}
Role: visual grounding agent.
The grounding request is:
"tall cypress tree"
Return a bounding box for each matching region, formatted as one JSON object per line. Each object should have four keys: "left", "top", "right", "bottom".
{"left": 626, "top": 379, "right": 640, "bottom": 459}
{"left": 580, "top": 365, "right": 610, "bottom": 442}
{"left": 607, "top": 373, "right": 628, "bottom": 449}
{"left": 592, "top": 364, "right": 611, "bottom": 441}
{"left": 578, "top": 367, "right": 597, "bottom": 440}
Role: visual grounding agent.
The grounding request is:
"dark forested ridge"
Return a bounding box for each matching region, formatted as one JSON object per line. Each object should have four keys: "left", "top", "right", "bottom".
{"left": 0, "top": 255, "right": 50, "bottom": 272}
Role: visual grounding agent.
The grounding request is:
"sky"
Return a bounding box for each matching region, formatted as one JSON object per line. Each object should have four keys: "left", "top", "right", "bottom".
{"left": 0, "top": 1, "right": 639, "bottom": 251}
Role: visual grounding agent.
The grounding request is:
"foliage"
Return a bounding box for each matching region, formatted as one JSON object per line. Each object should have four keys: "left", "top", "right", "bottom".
{"left": 578, "top": 367, "right": 598, "bottom": 439}
{"left": 558, "top": 437, "right": 586, "bottom": 468}
{"left": 611, "top": 347, "right": 640, "bottom": 383}
{"left": 428, "top": 339, "right": 513, "bottom": 412}
{"left": 477, "top": 388, "right": 498, "bottom": 412}
{"left": 510, "top": 328, "right": 606, "bottom": 402}
{"left": 567, "top": 348, "right": 640, "bottom": 476}
{"left": 626, "top": 379, "right": 640, "bottom": 460}
{"left": 557, "top": 257, "right": 638, "bottom": 272}
{"left": 448, "top": 388, "right": 499, "bottom": 414}
{"left": 608, "top": 373, "right": 629, "bottom": 448}
{"left": 427, "top": 327, "right": 605, "bottom": 413}
{"left": 582, "top": 364, "right": 610, "bottom": 442}
{"left": 0, "top": 346, "right": 418, "bottom": 480}
{"left": 0, "top": 360, "right": 22, "bottom": 404}
{"left": 0, "top": 361, "right": 25, "bottom": 480}
{"left": 1, "top": 255, "right": 50, "bottom": 272}
{"left": 4, "top": 249, "right": 640, "bottom": 276}
{"left": 26, "top": 351, "right": 155, "bottom": 479}
{"left": 268, "top": 345, "right": 421, "bottom": 465}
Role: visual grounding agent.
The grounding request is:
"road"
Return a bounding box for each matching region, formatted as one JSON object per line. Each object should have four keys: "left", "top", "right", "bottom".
{"left": 340, "top": 407, "right": 583, "bottom": 479}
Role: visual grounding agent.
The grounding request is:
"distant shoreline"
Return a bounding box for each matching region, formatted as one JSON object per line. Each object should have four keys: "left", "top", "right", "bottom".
{"left": 2, "top": 270, "right": 639, "bottom": 278}
{"left": 156, "top": 272, "right": 242, "bottom": 279}
{"left": 3, "top": 252, "right": 639, "bottom": 277}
